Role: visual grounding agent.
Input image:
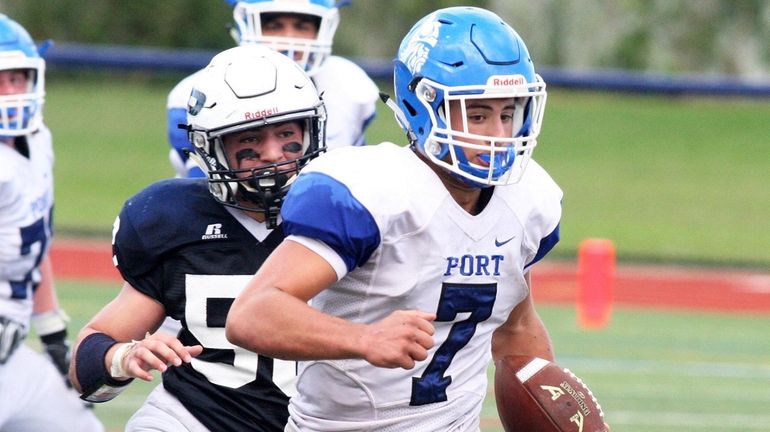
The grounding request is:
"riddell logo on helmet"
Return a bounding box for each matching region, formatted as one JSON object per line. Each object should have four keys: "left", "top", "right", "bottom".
{"left": 488, "top": 75, "right": 526, "bottom": 86}
{"left": 244, "top": 107, "right": 279, "bottom": 120}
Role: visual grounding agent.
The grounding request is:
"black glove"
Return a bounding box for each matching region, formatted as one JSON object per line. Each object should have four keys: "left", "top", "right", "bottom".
{"left": 40, "top": 329, "right": 71, "bottom": 378}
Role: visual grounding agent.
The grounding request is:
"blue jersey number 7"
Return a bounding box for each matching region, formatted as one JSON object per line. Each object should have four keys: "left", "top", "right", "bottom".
{"left": 11, "top": 217, "right": 48, "bottom": 299}
{"left": 410, "top": 282, "right": 497, "bottom": 406}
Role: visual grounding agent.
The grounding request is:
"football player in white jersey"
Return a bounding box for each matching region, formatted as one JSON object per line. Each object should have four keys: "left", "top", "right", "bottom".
{"left": 0, "top": 14, "right": 103, "bottom": 432}
{"left": 167, "top": 0, "right": 378, "bottom": 178}
{"left": 227, "top": 7, "right": 567, "bottom": 432}
{"left": 69, "top": 45, "right": 326, "bottom": 432}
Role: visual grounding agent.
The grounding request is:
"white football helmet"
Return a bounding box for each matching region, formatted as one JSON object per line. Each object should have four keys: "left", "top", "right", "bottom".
{"left": 228, "top": 0, "right": 339, "bottom": 76}
{"left": 0, "top": 14, "right": 45, "bottom": 137}
{"left": 186, "top": 44, "right": 326, "bottom": 227}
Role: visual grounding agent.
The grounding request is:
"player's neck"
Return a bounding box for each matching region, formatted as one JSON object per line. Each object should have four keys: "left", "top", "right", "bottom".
{"left": 420, "top": 154, "right": 483, "bottom": 215}
{"left": 446, "top": 183, "right": 483, "bottom": 215}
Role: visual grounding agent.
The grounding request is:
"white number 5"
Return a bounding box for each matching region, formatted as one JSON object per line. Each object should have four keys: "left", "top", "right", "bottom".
{"left": 185, "top": 274, "right": 296, "bottom": 396}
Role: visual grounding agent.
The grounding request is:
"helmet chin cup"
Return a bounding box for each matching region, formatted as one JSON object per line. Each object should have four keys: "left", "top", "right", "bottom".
{"left": 244, "top": 169, "right": 290, "bottom": 195}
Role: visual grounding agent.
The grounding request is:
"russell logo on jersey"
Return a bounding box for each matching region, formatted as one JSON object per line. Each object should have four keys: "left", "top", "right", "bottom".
{"left": 201, "top": 223, "right": 228, "bottom": 240}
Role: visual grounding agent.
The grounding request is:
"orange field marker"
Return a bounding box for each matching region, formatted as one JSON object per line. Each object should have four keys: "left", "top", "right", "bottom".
{"left": 577, "top": 238, "right": 615, "bottom": 329}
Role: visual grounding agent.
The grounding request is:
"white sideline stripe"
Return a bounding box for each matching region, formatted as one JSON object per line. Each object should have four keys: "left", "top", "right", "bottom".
{"left": 610, "top": 410, "right": 770, "bottom": 429}
{"left": 515, "top": 357, "right": 549, "bottom": 383}
{"left": 559, "top": 356, "right": 770, "bottom": 379}
{"left": 742, "top": 274, "right": 770, "bottom": 293}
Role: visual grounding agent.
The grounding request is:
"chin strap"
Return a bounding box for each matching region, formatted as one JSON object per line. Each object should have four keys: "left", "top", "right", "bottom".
{"left": 380, "top": 92, "right": 417, "bottom": 146}
{"left": 242, "top": 171, "right": 292, "bottom": 229}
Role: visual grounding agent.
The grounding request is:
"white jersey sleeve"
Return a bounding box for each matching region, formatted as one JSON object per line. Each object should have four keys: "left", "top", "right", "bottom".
{"left": 0, "top": 127, "right": 55, "bottom": 325}
{"left": 281, "top": 144, "right": 562, "bottom": 431}
{"left": 311, "top": 56, "right": 379, "bottom": 151}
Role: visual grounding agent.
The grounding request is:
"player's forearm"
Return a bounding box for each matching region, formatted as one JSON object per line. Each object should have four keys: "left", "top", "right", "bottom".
{"left": 227, "top": 286, "right": 365, "bottom": 360}
{"left": 492, "top": 313, "right": 554, "bottom": 362}
{"left": 32, "top": 256, "right": 60, "bottom": 313}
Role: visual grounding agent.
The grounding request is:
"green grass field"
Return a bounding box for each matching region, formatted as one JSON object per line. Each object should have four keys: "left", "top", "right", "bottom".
{"left": 48, "top": 279, "right": 770, "bottom": 432}
{"left": 45, "top": 74, "right": 770, "bottom": 267}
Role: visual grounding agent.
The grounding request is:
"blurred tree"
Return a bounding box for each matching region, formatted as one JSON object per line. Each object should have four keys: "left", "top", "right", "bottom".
{"left": 490, "top": 0, "right": 769, "bottom": 78}
{"left": 1, "top": 0, "right": 767, "bottom": 77}
{"left": 0, "top": 0, "right": 232, "bottom": 49}
{"left": 335, "top": 0, "right": 485, "bottom": 58}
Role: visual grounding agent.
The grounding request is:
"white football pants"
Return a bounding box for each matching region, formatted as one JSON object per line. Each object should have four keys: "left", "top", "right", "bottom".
{"left": 0, "top": 344, "right": 103, "bottom": 432}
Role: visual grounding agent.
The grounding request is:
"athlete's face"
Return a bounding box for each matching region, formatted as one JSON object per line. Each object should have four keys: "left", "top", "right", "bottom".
{"left": 0, "top": 70, "right": 29, "bottom": 96}
{"left": 448, "top": 97, "right": 517, "bottom": 168}
{"left": 261, "top": 13, "right": 319, "bottom": 61}
{"left": 222, "top": 120, "right": 304, "bottom": 180}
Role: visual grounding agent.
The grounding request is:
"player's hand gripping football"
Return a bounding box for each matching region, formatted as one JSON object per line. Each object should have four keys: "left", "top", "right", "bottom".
{"left": 112, "top": 331, "right": 203, "bottom": 382}
{"left": 360, "top": 310, "right": 436, "bottom": 369}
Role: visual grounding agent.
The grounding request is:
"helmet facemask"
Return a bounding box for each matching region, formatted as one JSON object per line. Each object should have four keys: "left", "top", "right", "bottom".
{"left": 414, "top": 76, "right": 547, "bottom": 188}
{"left": 0, "top": 59, "right": 45, "bottom": 137}
{"left": 231, "top": 2, "right": 339, "bottom": 76}
{"left": 189, "top": 106, "right": 326, "bottom": 228}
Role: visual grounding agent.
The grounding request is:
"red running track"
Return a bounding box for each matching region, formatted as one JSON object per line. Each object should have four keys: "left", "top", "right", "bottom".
{"left": 50, "top": 238, "right": 770, "bottom": 315}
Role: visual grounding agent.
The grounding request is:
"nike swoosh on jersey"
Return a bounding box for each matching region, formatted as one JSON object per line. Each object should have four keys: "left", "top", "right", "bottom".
{"left": 495, "top": 236, "right": 516, "bottom": 247}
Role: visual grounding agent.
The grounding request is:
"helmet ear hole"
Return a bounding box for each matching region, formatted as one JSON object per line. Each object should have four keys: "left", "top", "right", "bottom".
{"left": 401, "top": 100, "right": 417, "bottom": 117}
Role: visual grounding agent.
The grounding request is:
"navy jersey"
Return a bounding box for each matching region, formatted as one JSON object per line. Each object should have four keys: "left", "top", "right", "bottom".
{"left": 112, "top": 178, "right": 293, "bottom": 432}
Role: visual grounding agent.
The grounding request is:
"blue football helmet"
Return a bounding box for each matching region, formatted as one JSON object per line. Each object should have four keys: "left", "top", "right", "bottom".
{"left": 0, "top": 14, "right": 45, "bottom": 137}
{"left": 226, "top": 0, "right": 339, "bottom": 76}
{"left": 392, "top": 7, "right": 547, "bottom": 187}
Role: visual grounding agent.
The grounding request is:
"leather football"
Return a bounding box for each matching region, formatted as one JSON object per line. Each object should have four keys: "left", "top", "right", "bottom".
{"left": 494, "top": 355, "right": 607, "bottom": 432}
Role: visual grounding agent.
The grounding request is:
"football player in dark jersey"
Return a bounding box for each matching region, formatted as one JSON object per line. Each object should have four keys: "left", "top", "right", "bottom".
{"left": 68, "top": 44, "right": 326, "bottom": 432}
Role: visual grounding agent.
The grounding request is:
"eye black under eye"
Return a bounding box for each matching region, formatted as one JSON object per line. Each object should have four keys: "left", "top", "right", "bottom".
{"left": 235, "top": 148, "right": 259, "bottom": 161}
{"left": 283, "top": 142, "right": 303, "bottom": 153}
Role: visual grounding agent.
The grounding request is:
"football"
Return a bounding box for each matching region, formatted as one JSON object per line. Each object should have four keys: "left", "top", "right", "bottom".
{"left": 494, "top": 355, "right": 607, "bottom": 432}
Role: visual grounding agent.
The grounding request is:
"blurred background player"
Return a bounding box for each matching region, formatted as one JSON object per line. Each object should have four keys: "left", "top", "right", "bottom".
{"left": 69, "top": 44, "right": 326, "bottom": 432}
{"left": 227, "top": 6, "right": 564, "bottom": 431}
{"left": 0, "top": 13, "right": 103, "bottom": 432}
{"left": 167, "top": 0, "right": 378, "bottom": 178}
